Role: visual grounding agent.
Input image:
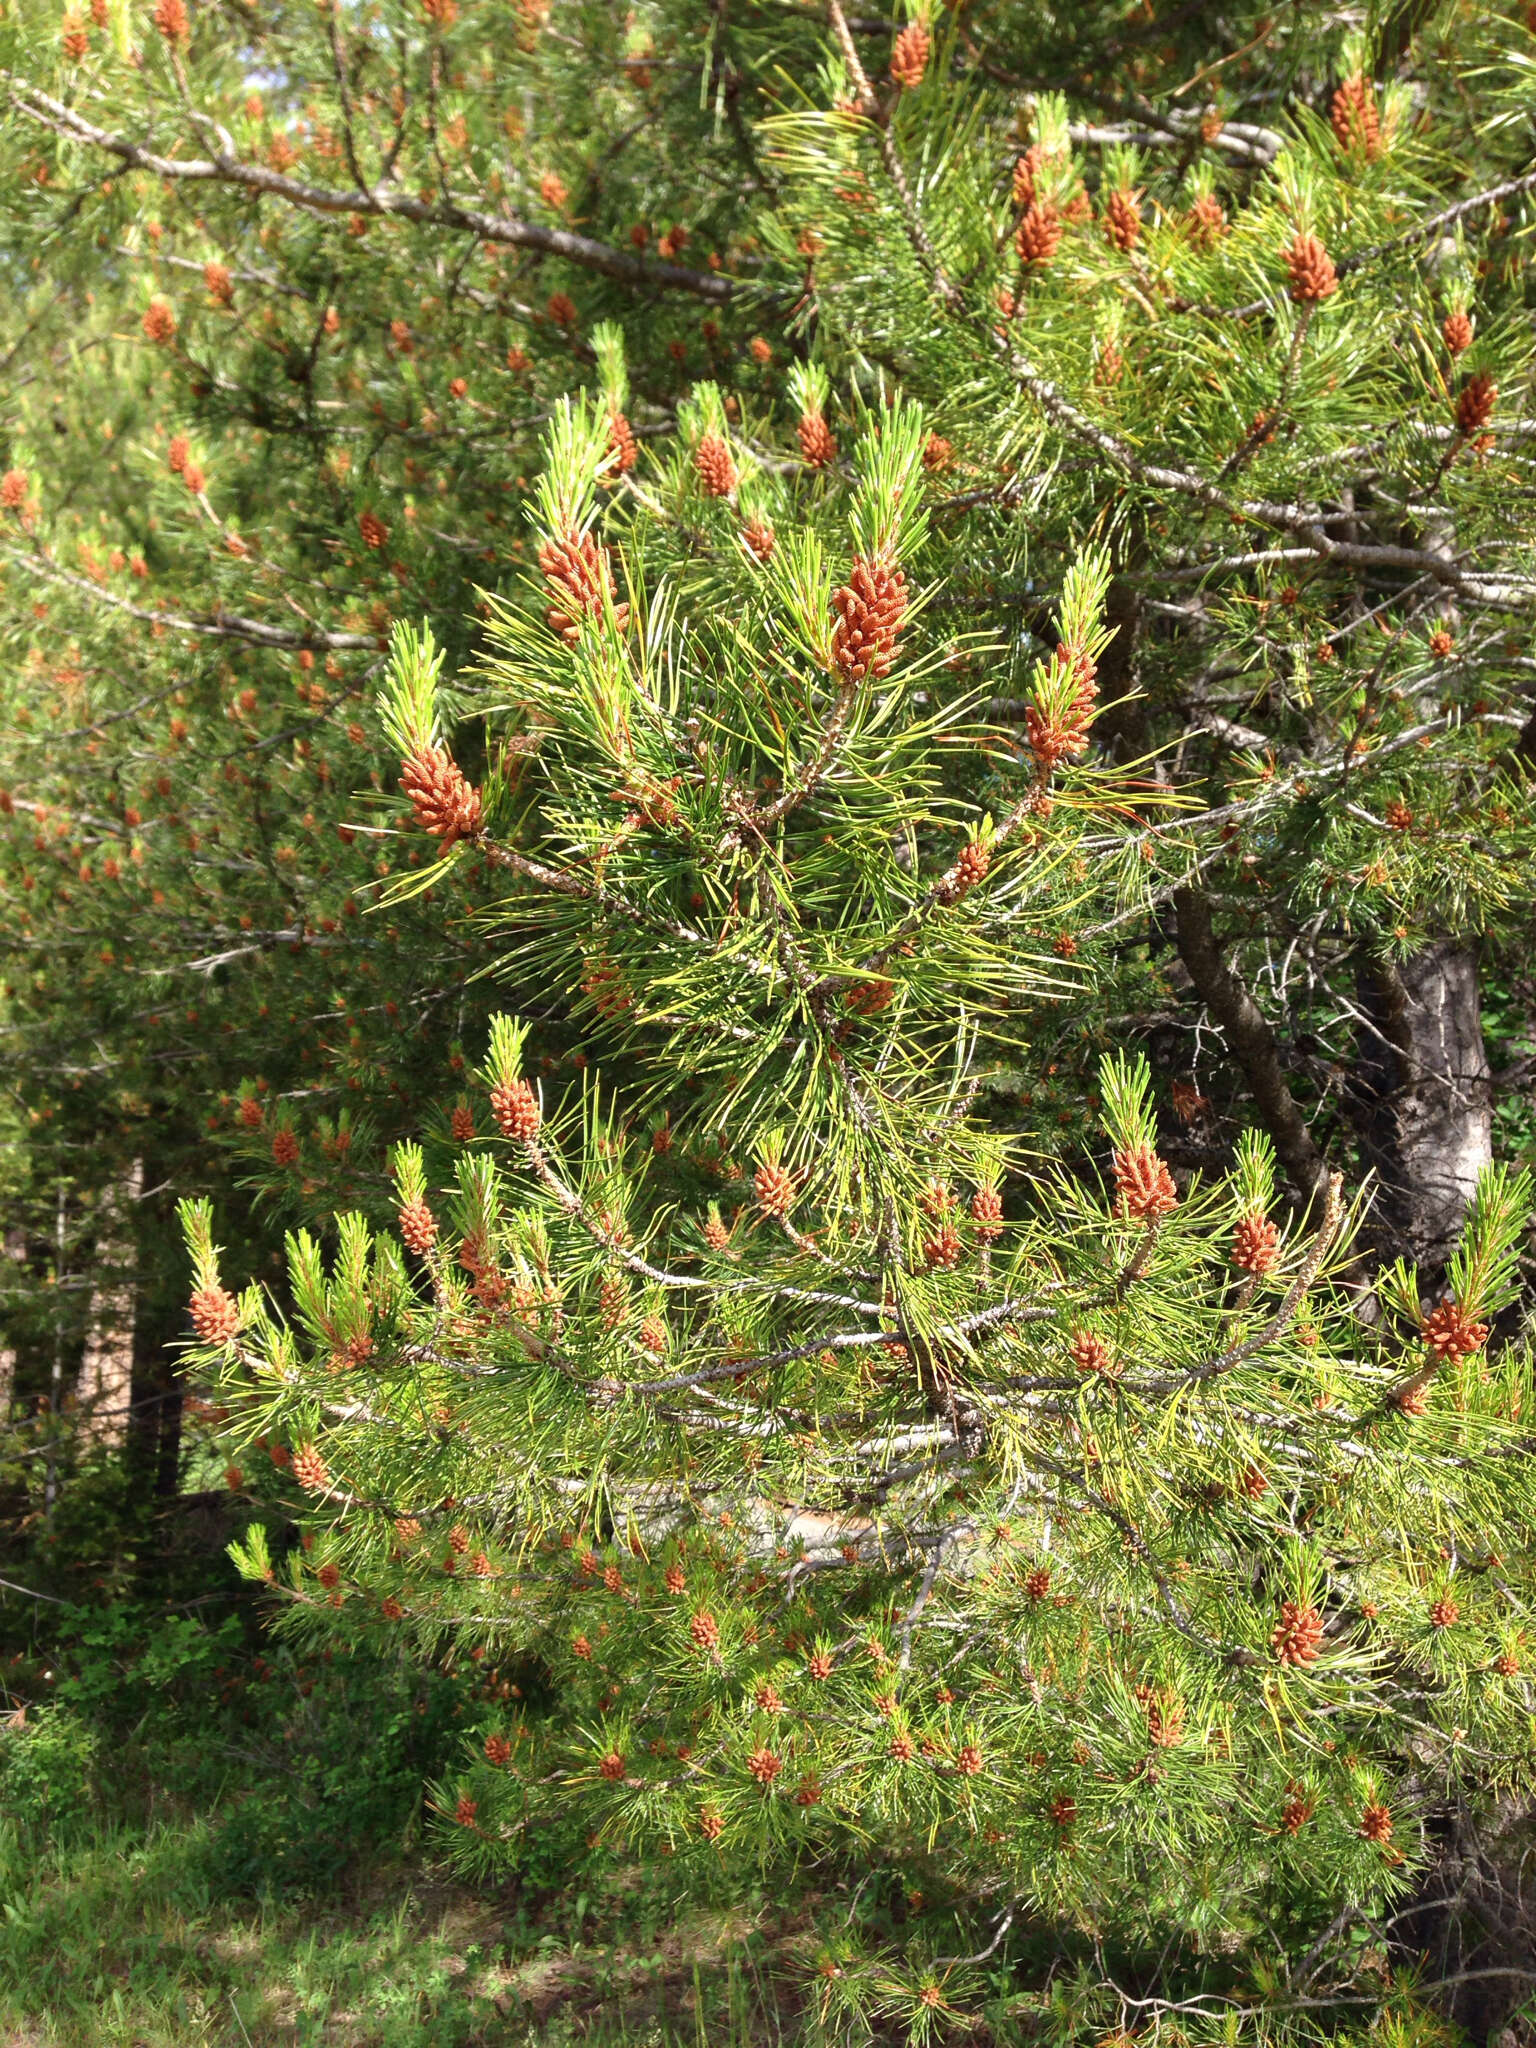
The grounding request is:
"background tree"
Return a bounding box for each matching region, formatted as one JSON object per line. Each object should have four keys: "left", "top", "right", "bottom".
{"left": 0, "top": 0, "right": 815, "bottom": 1527}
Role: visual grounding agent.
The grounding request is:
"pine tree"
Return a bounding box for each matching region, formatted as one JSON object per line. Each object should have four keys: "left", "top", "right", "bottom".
{"left": 186, "top": 383, "right": 1535, "bottom": 2028}
{"left": 763, "top": 7, "right": 1536, "bottom": 1276}
{"left": 6, "top": 0, "right": 1536, "bottom": 2022}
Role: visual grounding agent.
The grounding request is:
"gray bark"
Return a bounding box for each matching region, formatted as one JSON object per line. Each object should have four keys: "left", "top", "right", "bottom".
{"left": 1353, "top": 943, "right": 1492, "bottom": 1273}
{"left": 77, "top": 1161, "right": 144, "bottom": 1449}
{"left": 0, "top": 1227, "right": 25, "bottom": 1424}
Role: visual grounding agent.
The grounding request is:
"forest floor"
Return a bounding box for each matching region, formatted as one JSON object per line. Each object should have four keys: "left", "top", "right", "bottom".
{"left": 0, "top": 1806, "right": 803, "bottom": 2047}
{"left": 0, "top": 1561, "right": 823, "bottom": 2048}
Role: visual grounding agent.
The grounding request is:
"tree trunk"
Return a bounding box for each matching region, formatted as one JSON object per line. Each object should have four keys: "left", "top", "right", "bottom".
{"left": 1352, "top": 942, "right": 1492, "bottom": 1274}
{"left": 0, "top": 1227, "right": 26, "bottom": 1424}
{"left": 1389, "top": 1798, "right": 1536, "bottom": 2045}
{"left": 1173, "top": 885, "right": 1330, "bottom": 1208}
{"left": 77, "top": 1161, "right": 145, "bottom": 1450}
{"left": 126, "top": 1163, "right": 188, "bottom": 1506}
{"left": 1089, "top": 575, "right": 1147, "bottom": 763}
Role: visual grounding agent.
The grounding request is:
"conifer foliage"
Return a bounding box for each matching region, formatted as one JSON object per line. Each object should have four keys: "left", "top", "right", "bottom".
{"left": 6, "top": 0, "right": 1536, "bottom": 2027}
{"left": 186, "top": 378, "right": 1536, "bottom": 2027}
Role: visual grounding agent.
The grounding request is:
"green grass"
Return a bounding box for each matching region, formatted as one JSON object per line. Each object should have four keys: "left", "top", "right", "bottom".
{"left": 0, "top": 1617, "right": 805, "bottom": 2048}
{"left": 0, "top": 1814, "right": 795, "bottom": 2048}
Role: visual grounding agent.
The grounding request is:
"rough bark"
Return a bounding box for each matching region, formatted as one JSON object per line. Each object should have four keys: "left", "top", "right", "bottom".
{"left": 77, "top": 1160, "right": 144, "bottom": 1449}
{"left": 1352, "top": 942, "right": 1492, "bottom": 1273}
{"left": 1172, "top": 884, "right": 1331, "bottom": 1205}
{"left": 0, "top": 1227, "right": 25, "bottom": 1423}
{"left": 1088, "top": 575, "right": 1148, "bottom": 763}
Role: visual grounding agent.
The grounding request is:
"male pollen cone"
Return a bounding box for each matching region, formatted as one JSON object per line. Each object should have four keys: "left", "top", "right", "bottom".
{"left": 831, "top": 555, "right": 908, "bottom": 683}
{"left": 401, "top": 746, "right": 482, "bottom": 848}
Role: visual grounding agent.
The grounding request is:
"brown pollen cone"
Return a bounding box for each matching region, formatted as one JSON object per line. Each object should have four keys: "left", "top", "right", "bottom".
{"left": 1069, "top": 1329, "right": 1114, "bottom": 1376}
{"left": 154, "top": 0, "right": 189, "bottom": 46}
{"left": 1232, "top": 1213, "right": 1279, "bottom": 1275}
{"left": 742, "top": 516, "right": 776, "bottom": 563}
{"left": 1186, "top": 193, "right": 1226, "bottom": 248}
{"left": 1280, "top": 1791, "right": 1312, "bottom": 1833}
{"left": 831, "top": 554, "right": 908, "bottom": 684}
{"left": 401, "top": 746, "right": 482, "bottom": 849}
{"left": 1359, "top": 1802, "right": 1393, "bottom": 1844}
{"left": 922, "top": 1223, "right": 962, "bottom": 1269}
{"left": 1421, "top": 1298, "right": 1488, "bottom": 1361}
{"left": 190, "top": 1284, "right": 240, "bottom": 1345}
{"left": 1012, "top": 145, "right": 1043, "bottom": 207}
{"left": 753, "top": 1162, "right": 795, "bottom": 1217}
{"left": 942, "top": 838, "right": 990, "bottom": 902}
{"left": 844, "top": 975, "right": 894, "bottom": 1015}
{"left": 1145, "top": 1690, "right": 1185, "bottom": 1748}
{"left": 1271, "top": 1600, "right": 1324, "bottom": 1666}
{"left": 539, "top": 528, "right": 629, "bottom": 640}
{"left": 399, "top": 1197, "right": 438, "bottom": 1254}
{"left": 291, "top": 1443, "right": 330, "bottom": 1493}
{"left": 491, "top": 1077, "right": 540, "bottom": 1141}
{"left": 606, "top": 410, "right": 638, "bottom": 476}
{"left": 1026, "top": 642, "right": 1098, "bottom": 771}
{"left": 1015, "top": 202, "right": 1062, "bottom": 266}
{"left": 1284, "top": 231, "right": 1338, "bottom": 304}
{"left": 1112, "top": 1144, "right": 1178, "bottom": 1222}
{"left": 694, "top": 430, "right": 737, "bottom": 497}
{"left": 1454, "top": 371, "right": 1496, "bottom": 436}
{"left": 1330, "top": 74, "right": 1380, "bottom": 158}
{"left": 142, "top": 298, "right": 177, "bottom": 344}
{"left": 798, "top": 412, "right": 838, "bottom": 468}
{"left": 1102, "top": 188, "right": 1141, "bottom": 254}
{"left": 889, "top": 21, "right": 929, "bottom": 89}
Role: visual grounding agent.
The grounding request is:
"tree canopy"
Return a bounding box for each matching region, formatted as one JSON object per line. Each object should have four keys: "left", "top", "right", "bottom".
{"left": 4, "top": 0, "right": 1536, "bottom": 2034}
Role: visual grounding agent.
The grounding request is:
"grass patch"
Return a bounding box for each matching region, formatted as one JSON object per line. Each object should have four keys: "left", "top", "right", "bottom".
{"left": 0, "top": 1811, "right": 797, "bottom": 2047}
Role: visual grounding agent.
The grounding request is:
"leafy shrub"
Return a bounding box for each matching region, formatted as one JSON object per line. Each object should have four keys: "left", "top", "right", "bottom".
{"left": 0, "top": 1703, "right": 99, "bottom": 1846}
{"left": 193, "top": 1644, "right": 479, "bottom": 1901}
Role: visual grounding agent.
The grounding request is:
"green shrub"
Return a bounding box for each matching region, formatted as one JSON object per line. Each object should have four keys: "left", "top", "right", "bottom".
{"left": 0, "top": 1702, "right": 99, "bottom": 1845}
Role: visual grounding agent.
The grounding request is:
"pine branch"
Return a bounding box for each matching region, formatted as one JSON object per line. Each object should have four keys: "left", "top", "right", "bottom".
{"left": 10, "top": 545, "right": 380, "bottom": 651}
{"left": 1173, "top": 884, "right": 1330, "bottom": 1203}
{"left": 6, "top": 77, "right": 741, "bottom": 305}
